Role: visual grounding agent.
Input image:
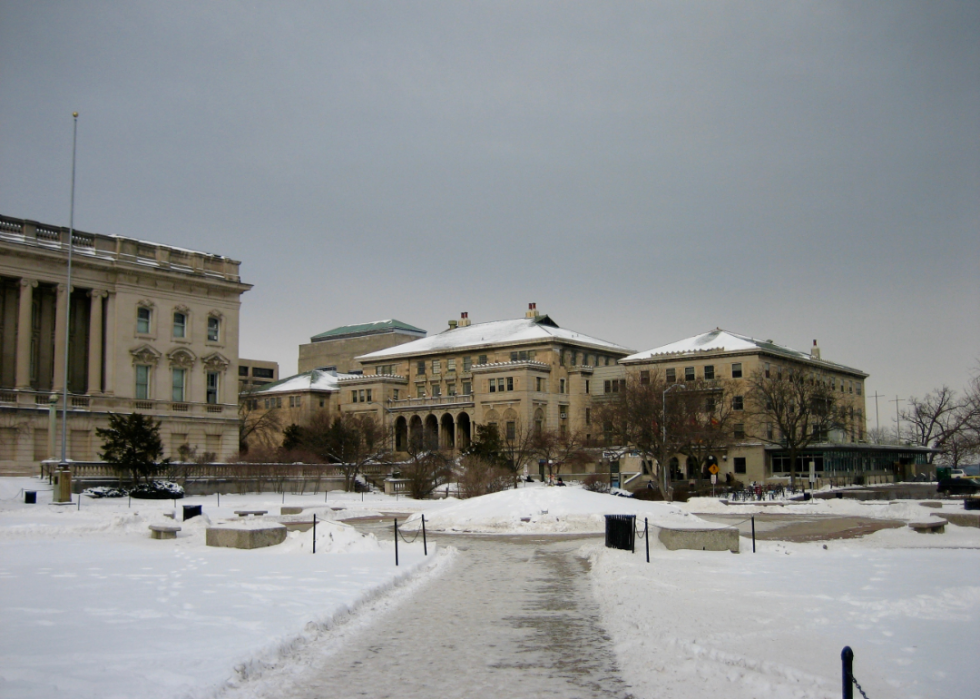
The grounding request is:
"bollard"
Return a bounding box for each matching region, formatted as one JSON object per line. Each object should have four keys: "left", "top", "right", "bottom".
{"left": 312, "top": 514, "right": 317, "bottom": 554}
{"left": 422, "top": 514, "right": 428, "bottom": 556}
{"left": 77, "top": 494, "right": 80, "bottom": 511}
{"left": 841, "top": 646, "right": 854, "bottom": 699}
{"left": 282, "top": 491, "right": 285, "bottom": 504}
{"left": 217, "top": 491, "right": 220, "bottom": 507}
{"left": 751, "top": 516, "right": 756, "bottom": 553}
{"left": 645, "top": 517, "right": 650, "bottom": 563}
{"left": 394, "top": 518, "right": 399, "bottom": 566}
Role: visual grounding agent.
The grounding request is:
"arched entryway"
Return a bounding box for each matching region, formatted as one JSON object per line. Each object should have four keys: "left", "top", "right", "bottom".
{"left": 440, "top": 413, "right": 455, "bottom": 450}
{"left": 424, "top": 414, "right": 439, "bottom": 451}
{"left": 409, "top": 415, "right": 423, "bottom": 451}
{"left": 456, "top": 412, "right": 472, "bottom": 450}
{"left": 394, "top": 416, "right": 408, "bottom": 452}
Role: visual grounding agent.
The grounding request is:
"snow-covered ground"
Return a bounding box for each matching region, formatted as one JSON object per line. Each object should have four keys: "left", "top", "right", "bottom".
{"left": 0, "top": 479, "right": 437, "bottom": 699}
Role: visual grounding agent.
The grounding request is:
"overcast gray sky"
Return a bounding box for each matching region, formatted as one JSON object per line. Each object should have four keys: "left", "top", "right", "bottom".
{"left": 2, "top": 1, "right": 977, "bottom": 431}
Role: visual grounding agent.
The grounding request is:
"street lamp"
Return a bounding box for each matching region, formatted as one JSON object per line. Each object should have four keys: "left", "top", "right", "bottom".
{"left": 662, "top": 383, "right": 686, "bottom": 494}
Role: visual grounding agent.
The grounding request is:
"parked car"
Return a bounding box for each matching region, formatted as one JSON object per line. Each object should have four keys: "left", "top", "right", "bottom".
{"left": 950, "top": 468, "right": 966, "bottom": 479}
{"left": 937, "top": 478, "right": 980, "bottom": 496}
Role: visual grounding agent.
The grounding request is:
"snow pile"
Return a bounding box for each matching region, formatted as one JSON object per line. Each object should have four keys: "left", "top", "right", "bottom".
{"left": 405, "top": 486, "right": 720, "bottom": 533}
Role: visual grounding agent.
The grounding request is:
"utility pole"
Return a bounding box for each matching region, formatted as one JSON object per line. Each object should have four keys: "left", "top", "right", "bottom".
{"left": 870, "top": 391, "right": 882, "bottom": 433}
{"left": 889, "top": 396, "right": 903, "bottom": 443}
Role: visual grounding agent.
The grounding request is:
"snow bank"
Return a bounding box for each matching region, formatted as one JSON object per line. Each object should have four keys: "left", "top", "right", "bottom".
{"left": 404, "top": 486, "right": 721, "bottom": 533}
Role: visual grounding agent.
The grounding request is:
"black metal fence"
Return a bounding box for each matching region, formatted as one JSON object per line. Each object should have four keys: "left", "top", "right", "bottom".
{"left": 604, "top": 514, "right": 636, "bottom": 552}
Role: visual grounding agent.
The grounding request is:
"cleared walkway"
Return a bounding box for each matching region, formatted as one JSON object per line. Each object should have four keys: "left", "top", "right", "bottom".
{"left": 257, "top": 534, "right": 633, "bottom": 699}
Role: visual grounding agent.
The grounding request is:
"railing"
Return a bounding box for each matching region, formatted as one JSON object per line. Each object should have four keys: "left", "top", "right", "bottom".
{"left": 387, "top": 394, "right": 475, "bottom": 411}
{"left": 70, "top": 396, "right": 90, "bottom": 407}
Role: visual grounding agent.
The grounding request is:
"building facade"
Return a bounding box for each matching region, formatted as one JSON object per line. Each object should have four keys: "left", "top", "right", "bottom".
{"left": 297, "top": 319, "right": 426, "bottom": 374}
{"left": 0, "top": 214, "right": 251, "bottom": 474}
{"left": 238, "top": 358, "right": 279, "bottom": 391}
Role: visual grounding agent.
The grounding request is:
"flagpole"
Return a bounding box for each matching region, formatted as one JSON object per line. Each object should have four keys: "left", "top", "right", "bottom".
{"left": 59, "top": 112, "right": 78, "bottom": 470}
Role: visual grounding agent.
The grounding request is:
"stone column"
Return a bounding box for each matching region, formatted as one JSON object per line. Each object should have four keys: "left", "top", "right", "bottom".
{"left": 103, "top": 292, "right": 116, "bottom": 394}
{"left": 15, "top": 278, "right": 36, "bottom": 388}
{"left": 52, "top": 284, "right": 70, "bottom": 392}
{"left": 87, "top": 290, "right": 106, "bottom": 394}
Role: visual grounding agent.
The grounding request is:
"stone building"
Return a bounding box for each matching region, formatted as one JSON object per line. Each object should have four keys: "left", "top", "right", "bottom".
{"left": 0, "top": 214, "right": 250, "bottom": 475}
{"left": 245, "top": 305, "right": 633, "bottom": 475}
{"left": 617, "top": 329, "right": 930, "bottom": 485}
{"left": 238, "top": 358, "right": 279, "bottom": 391}
{"left": 297, "top": 319, "right": 426, "bottom": 374}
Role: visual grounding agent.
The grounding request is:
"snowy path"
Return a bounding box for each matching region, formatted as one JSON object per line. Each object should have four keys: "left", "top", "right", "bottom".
{"left": 236, "top": 534, "right": 632, "bottom": 699}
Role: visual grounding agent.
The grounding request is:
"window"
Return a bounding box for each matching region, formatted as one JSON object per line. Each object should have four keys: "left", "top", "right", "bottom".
{"left": 376, "top": 364, "right": 393, "bottom": 375}
{"left": 253, "top": 367, "right": 274, "bottom": 379}
{"left": 206, "top": 371, "right": 219, "bottom": 404}
{"left": 733, "top": 395, "right": 744, "bottom": 411}
{"left": 734, "top": 423, "right": 745, "bottom": 439}
{"left": 478, "top": 355, "right": 487, "bottom": 365}
{"left": 447, "top": 383, "right": 456, "bottom": 396}
{"left": 585, "top": 408, "right": 591, "bottom": 425}
{"left": 173, "top": 312, "right": 186, "bottom": 338}
{"left": 705, "top": 396, "right": 716, "bottom": 412}
{"left": 417, "top": 361, "right": 426, "bottom": 375}
{"left": 462, "top": 381, "right": 471, "bottom": 395}
{"left": 319, "top": 398, "right": 325, "bottom": 407}
{"left": 559, "top": 350, "right": 566, "bottom": 367}
{"left": 489, "top": 380, "right": 496, "bottom": 393}
{"left": 392, "top": 389, "right": 399, "bottom": 401}
{"left": 447, "top": 358, "right": 456, "bottom": 372}
{"left": 684, "top": 367, "right": 695, "bottom": 381}
{"left": 238, "top": 365, "right": 249, "bottom": 377}
{"left": 560, "top": 378, "right": 566, "bottom": 394}
{"left": 497, "top": 378, "right": 506, "bottom": 392}
{"left": 506, "top": 377, "right": 514, "bottom": 391}
{"left": 640, "top": 370, "right": 650, "bottom": 385}
{"left": 585, "top": 380, "right": 590, "bottom": 394}
{"left": 463, "top": 356, "right": 472, "bottom": 372}
{"left": 431, "top": 383, "right": 441, "bottom": 397}
{"left": 536, "top": 377, "right": 544, "bottom": 392}
{"left": 506, "top": 421, "right": 516, "bottom": 441}
{"left": 604, "top": 380, "right": 610, "bottom": 393}
{"left": 570, "top": 351, "right": 577, "bottom": 366}
{"left": 207, "top": 316, "right": 220, "bottom": 342}
{"left": 417, "top": 386, "right": 425, "bottom": 398}
{"left": 666, "top": 368, "right": 676, "bottom": 383}
{"left": 856, "top": 383, "right": 862, "bottom": 396}
{"left": 172, "top": 368, "right": 186, "bottom": 402}
{"left": 366, "top": 389, "right": 372, "bottom": 402}
{"left": 432, "top": 360, "right": 441, "bottom": 374}
{"left": 137, "top": 307, "right": 151, "bottom": 334}
{"left": 766, "top": 422, "right": 774, "bottom": 440}
{"left": 704, "top": 365, "right": 714, "bottom": 380}
{"left": 734, "top": 457, "right": 746, "bottom": 474}
{"left": 731, "top": 363, "right": 742, "bottom": 379}
{"left": 510, "top": 350, "right": 530, "bottom": 362}
{"left": 135, "top": 365, "right": 150, "bottom": 399}
{"left": 351, "top": 390, "right": 358, "bottom": 403}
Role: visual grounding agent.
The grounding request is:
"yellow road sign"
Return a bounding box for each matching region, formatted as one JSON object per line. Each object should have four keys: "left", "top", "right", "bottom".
{"left": 708, "top": 464, "right": 720, "bottom": 475}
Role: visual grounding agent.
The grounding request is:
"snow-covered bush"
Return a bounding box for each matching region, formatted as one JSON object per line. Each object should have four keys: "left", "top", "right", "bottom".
{"left": 129, "top": 480, "right": 184, "bottom": 499}
{"left": 82, "top": 486, "right": 126, "bottom": 498}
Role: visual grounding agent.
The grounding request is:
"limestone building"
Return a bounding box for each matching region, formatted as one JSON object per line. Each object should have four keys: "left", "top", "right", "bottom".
{"left": 246, "top": 305, "right": 633, "bottom": 471}
{"left": 0, "top": 214, "right": 251, "bottom": 475}
{"left": 297, "top": 319, "right": 426, "bottom": 374}
{"left": 239, "top": 358, "right": 279, "bottom": 391}
{"left": 617, "top": 329, "right": 930, "bottom": 485}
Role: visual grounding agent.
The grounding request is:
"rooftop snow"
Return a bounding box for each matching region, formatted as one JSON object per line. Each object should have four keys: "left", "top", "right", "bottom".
{"left": 249, "top": 368, "right": 360, "bottom": 395}
{"left": 622, "top": 328, "right": 867, "bottom": 376}
{"left": 357, "top": 317, "right": 633, "bottom": 360}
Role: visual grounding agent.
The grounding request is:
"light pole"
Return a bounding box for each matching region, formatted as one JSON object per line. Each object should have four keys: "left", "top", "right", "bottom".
{"left": 55, "top": 112, "right": 79, "bottom": 503}
{"left": 661, "top": 383, "right": 686, "bottom": 495}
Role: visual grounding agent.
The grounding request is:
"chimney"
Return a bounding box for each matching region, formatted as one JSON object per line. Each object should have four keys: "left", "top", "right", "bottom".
{"left": 811, "top": 339, "right": 821, "bottom": 360}
{"left": 525, "top": 302, "right": 539, "bottom": 319}
{"left": 458, "top": 311, "right": 471, "bottom": 328}
{"left": 448, "top": 319, "right": 458, "bottom": 330}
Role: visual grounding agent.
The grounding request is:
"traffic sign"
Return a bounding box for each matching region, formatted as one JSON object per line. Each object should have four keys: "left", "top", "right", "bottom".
{"left": 708, "top": 463, "right": 720, "bottom": 475}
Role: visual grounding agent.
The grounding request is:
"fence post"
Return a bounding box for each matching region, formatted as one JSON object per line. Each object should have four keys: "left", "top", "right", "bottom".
{"left": 645, "top": 517, "right": 649, "bottom": 563}
{"left": 312, "top": 514, "right": 317, "bottom": 554}
{"left": 422, "top": 514, "right": 428, "bottom": 556}
{"left": 751, "top": 516, "right": 756, "bottom": 553}
{"left": 394, "top": 518, "right": 399, "bottom": 566}
{"left": 841, "top": 646, "right": 854, "bottom": 699}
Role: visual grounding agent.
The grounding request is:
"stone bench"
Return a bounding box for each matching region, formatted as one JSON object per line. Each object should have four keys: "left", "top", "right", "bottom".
{"left": 206, "top": 522, "right": 287, "bottom": 549}
{"left": 281, "top": 506, "right": 304, "bottom": 515}
{"left": 234, "top": 510, "right": 268, "bottom": 517}
{"left": 657, "top": 525, "right": 740, "bottom": 553}
{"left": 909, "top": 519, "right": 946, "bottom": 534}
{"left": 149, "top": 524, "right": 181, "bottom": 540}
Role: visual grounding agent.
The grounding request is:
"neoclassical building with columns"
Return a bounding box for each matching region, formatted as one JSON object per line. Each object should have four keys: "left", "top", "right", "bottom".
{"left": 0, "top": 214, "right": 251, "bottom": 475}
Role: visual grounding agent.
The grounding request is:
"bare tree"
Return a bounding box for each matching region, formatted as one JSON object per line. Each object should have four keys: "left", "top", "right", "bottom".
{"left": 745, "top": 365, "right": 845, "bottom": 489}
{"left": 532, "top": 426, "right": 590, "bottom": 480}
{"left": 594, "top": 370, "right": 687, "bottom": 498}
{"left": 673, "top": 379, "right": 738, "bottom": 487}
{"left": 901, "top": 386, "right": 974, "bottom": 465}
{"left": 238, "top": 388, "right": 283, "bottom": 454}
{"left": 298, "top": 411, "right": 388, "bottom": 491}
{"left": 399, "top": 441, "right": 453, "bottom": 499}
{"left": 500, "top": 419, "right": 539, "bottom": 487}
{"left": 457, "top": 454, "right": 512, "bottom": 498}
